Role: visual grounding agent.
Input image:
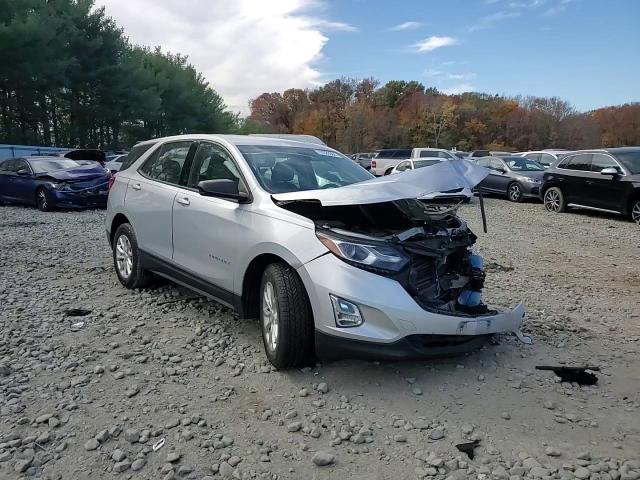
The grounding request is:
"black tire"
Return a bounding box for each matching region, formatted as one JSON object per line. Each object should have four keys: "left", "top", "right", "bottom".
{"left": 384, "top": 167, "right": 394, "bottom": 176}
{"left": 507, "top": 182, "right": 524, "bottom": 203}
{"left": 36, "top": 187, "right": 55, "bottom": 212}
{"left": 543, "top": 186, "right": 566, "bottom": 213}
{"left": 631, "top": 198, "right": 640, "bottom": 225}
{"left": 259, "top": 263, "right": 314, "bottom": 369}
{"left": 112, "top": 223, "right": 152, "bottom": 289}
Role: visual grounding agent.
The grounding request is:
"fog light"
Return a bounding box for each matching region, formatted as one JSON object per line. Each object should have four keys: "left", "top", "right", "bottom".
{"left": 330, "top": 295, "right": 364, "bottom": 328}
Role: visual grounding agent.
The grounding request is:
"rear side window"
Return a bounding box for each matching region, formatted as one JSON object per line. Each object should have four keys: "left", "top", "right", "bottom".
{"left": 139, "top": 141, "right": 197, "bottom": 186}
{"left": 120, "top": 143, "right": 157, "bottom": 171}
{"left": 563, "top": 154, "right": 592, "bottom": 171}
{"left": 393, "top": 149, "right": 412, "bottom": 158}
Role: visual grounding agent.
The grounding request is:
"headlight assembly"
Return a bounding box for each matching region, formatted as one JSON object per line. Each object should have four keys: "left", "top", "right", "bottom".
{"left": 316, "top": 231, "right": 409, "bottom": 272}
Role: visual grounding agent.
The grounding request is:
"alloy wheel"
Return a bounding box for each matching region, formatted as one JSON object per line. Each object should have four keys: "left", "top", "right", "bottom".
{"left": 38, "top": 190, "right": 47, "bottom": 210}
{"left": 544, "top": 189, "right": 561, "bottom": 212}
{"left": 115, "top": 234, "right": 133, "bottom": 279}
{"left": 262, "top": 281, "right": 279, "bottom": 353}
{"left": 508, "top": 184, "right": 521, "bottom": 202}
{"left": 632, "top": 201, "right": 640, "bottom": 225}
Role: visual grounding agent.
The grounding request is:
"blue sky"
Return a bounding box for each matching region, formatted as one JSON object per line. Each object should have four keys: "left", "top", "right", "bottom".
{"left": 316, "top": 0, "right": 640, "bottom": 111}
{"left": 100, "top": 0, "right": 639, "bottom": 113}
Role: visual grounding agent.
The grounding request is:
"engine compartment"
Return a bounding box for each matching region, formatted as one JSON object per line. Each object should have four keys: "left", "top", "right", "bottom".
{"left": 277, "top": 197, "right": 493, "bottom": 316}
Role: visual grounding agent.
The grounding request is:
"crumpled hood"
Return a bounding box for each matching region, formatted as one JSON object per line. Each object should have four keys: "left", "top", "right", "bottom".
{"left": 40, "top": 165, "right": 109, "bottom": 181}
{"left": 272, "top": 159, "right": 489, "bottom": 206}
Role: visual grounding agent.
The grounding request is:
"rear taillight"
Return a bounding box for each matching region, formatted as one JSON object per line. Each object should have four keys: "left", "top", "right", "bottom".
{"left": 371, "top": 160, "right": 376, "bottom": 168}
{"left": 108, "top": 174, "right": 116, "bottom": 190}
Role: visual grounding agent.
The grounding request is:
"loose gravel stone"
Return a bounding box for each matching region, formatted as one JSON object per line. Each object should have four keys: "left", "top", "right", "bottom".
{"left": 312, "top": 451, "right": 335, "bottom": 466}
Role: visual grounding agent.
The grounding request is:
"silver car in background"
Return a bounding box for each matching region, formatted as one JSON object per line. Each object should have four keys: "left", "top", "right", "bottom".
{"left": 106, "top": 135, "right": 530, "bottom": 368}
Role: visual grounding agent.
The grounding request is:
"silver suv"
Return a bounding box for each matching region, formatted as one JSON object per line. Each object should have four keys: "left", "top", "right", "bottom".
{"left": 106, "top": 135, "right": 530, "bottom": 368}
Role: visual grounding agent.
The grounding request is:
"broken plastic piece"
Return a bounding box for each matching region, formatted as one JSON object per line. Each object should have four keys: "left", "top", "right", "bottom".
{"left": 535, "top": 365, "right": 599, "bottom": 385}
{"left": 153, "top": 438, "right": 165, "bottom": 451}
{"left": 456, "top": 439, "right": 480, "bottom": 459}
{"left": 65, "top": 308, "right": 92, "bottom": 317}
{"left": 514, "top": 330, "right": 533, "bottom": 345}
{"left": 70, "top": 322, "right": 85, "bottom": 332}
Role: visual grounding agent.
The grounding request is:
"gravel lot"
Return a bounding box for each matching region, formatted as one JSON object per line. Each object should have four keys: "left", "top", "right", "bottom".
{"left": 1, "top": 198, "right": 639, "bottom": 480}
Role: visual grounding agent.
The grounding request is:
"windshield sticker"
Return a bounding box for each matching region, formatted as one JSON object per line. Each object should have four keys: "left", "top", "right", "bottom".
{"left": 315, "top": 150, "right": 342, "bottom": 158}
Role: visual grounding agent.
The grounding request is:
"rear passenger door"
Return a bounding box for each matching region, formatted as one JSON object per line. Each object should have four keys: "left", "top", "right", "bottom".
{"left": 171, "top": 141, "right": 250, "bottom": 296}
{"left": 557, "top": 153, "right": 593, "bottom": 205}
{"left": 126, "top": 141, "right": 197, "bottom": 261}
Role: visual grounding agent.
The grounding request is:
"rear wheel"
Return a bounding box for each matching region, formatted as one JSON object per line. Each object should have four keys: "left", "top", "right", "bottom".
{"left": 260, "top": 263, "right": 314, "bottom": 369}
{"left": 543, "top": 187, "right": 566, "bottom": 213}
{"left": 384, "top": 167, "right": 394, "bottom": 176}
{"left": 507, "top": 182, "right": 523, "bottom": 202}
{"left": 631, "top": 199, "right": 640, "bottom": 225}
{"left": 112, "top": 223, "right": 152, "bottom": 289}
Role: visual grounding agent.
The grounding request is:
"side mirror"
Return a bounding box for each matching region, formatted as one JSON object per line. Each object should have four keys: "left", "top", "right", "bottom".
{"left": 197, "top": 179, "right": 250, "bottom": 203}
{"left": 600, "top": 167, "right": 619, "bottom": 176}
{"left": 16, "top": 169, "right": 31, "bottom": 176}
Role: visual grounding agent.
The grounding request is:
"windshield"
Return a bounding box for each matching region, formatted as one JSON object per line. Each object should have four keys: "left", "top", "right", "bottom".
{"left": 505, "top": 157, "right": 544, "bottom": 171}
{"left": 31, "top": 159, "right": 80, "bottom": 173}
{"left": 615, "top": 151, "right": 640, "bottom": 174}
{"left": 413, "top": 159, "right": 441, "bottom": 169}
{"left": 238, "top": 145, "right": 373, "bottom": 194}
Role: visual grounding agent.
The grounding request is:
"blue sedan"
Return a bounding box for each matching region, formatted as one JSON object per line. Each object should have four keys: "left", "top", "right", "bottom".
{"left": 0, "top": 156, "right": 111, "bottom": 211}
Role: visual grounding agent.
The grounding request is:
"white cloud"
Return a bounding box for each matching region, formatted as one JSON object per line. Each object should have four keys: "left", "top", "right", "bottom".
{"left": 413, "top": 36, "right": 457, "bottom": 52}
{"left": 469, "top": 10, "right": 521, "bottom": 32}
{"left": 97, "top": 0, "right": 356, "bottom": 114}
{"left": 447, "top": 72, "right": 477, "bottom": 80}
{"left": 440, "top": 83, "right": 475, "bottom": 95}
{"left": 544, "top": 0, "right": 577, "bottom": 16}
{"left": 390, "top": 21, "right": 422, "bottom": 31}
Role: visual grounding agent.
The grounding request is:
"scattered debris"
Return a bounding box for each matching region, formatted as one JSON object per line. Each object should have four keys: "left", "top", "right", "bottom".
{"left": 456, "top": 439, "right": 481, "bottom": 460}
{"left": 70, "top": 321, "right": 85, "bottom": 331}
{"left": 535, "top": 365, "right": 600, "bottom": 385}
{"left": 65, "top": 308, "right": 92, "bottom": 317}
{"left": 153, "top": 438, "right": 166, "bottom": 451}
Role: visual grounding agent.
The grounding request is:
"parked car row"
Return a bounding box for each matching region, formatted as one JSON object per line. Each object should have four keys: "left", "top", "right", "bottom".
{"left": 467, "top": 148, "right": 640, "bottom": 225}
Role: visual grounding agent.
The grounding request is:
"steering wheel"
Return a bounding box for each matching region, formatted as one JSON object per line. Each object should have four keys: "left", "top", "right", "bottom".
{"left": 320, "top": 183, "right": 340, "bottom": 189}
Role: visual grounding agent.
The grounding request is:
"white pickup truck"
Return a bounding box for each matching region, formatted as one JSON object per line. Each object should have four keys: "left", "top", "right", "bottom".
{"left": 370, "top": 148, "right": 459, "bottom": 176}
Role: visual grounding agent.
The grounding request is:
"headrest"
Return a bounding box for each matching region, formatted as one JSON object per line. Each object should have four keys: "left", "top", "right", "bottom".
{"left": 271, "top": 162, "right": 295, "bottom": 182}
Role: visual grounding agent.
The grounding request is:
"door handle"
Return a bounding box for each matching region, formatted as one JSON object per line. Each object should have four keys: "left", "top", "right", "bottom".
{"left": 131, "top": 183, "right": 141, "bottom": 191}
{"left": 176, "top": 196, "right": 190, "bottom": 206}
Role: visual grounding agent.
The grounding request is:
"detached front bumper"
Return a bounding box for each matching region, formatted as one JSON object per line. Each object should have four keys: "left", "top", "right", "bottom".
{"left": 298, "top": 253, "right": 530, "bottom": 360}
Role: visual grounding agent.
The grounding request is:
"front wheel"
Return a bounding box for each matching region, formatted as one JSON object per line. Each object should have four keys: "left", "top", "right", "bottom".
{"left": 507, "top": 182, "right": 523, "bottom": 203}
{"left": 631, "top": 199, "right": 640, "bottom": 225}
{"left": 543, "top": 187, "right": 566, "bottom": 213}
{"left": 36, "top": 188, "right": 55, "bottom": 212}
{"left": 260, "top": 263, "right": 314, "bottom": 369}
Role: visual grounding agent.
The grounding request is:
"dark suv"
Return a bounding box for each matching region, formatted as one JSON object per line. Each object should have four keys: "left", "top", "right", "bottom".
{"left": 541, "top": 147, "right": 640, "bottom": 224}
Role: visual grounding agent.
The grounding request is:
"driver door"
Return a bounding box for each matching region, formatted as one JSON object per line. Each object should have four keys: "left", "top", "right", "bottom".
{"left": 172, "top": 141, "right": 249, "bottom": 295}
{"left": 11, "top": 159, "right": 36, "bottom": 203}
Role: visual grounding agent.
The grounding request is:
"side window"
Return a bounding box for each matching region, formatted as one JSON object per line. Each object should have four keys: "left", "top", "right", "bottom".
{"left": 565, "top": 154, "right": 592, "bottom": 171}
{"left": 419, "top": 151, "right": 431, "bottom": 158}
{"left": 490, "top": 159, "right": 505, "bottom": 171}
{"left": 538, "top": 153, "right": 554, "bottom": 166}
{"left": 0, "top": 159, "right": 16, "bottom": 172}
{"left": 591, "top": 154, "right": 621, "bottom": 173}
{"left": 139, "top": 141, "right": 195, "bottom": 185}
{"left": 476, "top": 158, "right": 490, "bottom": 168}
{"left": 14, "top": 159, "right": 30, "bottom": 173}
{"left": 188, "top": 143, "right": 242, "bottom": 188}
{"left": 437, "top": 151, "right": 452, "bottom": 159}
{"left": 120, "top": 142, "right": 157, "bottom": 171}
{"left": 396, "top": 161, "right": 410, "bottom": 171}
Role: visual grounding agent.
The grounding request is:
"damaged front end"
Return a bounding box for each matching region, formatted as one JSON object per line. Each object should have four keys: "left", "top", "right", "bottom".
{"left": 272, "top": 160, "right": 531, "bottom": 348}
{"left": 282, "top": 195, "right": 491, "bottom": 317}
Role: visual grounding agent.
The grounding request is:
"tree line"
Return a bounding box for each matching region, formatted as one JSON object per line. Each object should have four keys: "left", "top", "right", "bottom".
{"left": 249, "top": 78, "right": 640, "bottom": 153}
{"left": 0, "top": 0, "right": 239, "bottom": 149}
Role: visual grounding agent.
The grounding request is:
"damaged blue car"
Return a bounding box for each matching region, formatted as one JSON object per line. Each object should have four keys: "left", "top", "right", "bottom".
{"left": 0, "top": 156, "right": 111, "bottom": 211}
